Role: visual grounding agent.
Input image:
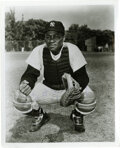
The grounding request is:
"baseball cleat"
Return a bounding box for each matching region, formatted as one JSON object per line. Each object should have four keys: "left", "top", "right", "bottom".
{"left": 29, "top": 109, "right": 50, "bottom": 132}
{"left": 70, "top": 110, "right": 85, "bottom": 133}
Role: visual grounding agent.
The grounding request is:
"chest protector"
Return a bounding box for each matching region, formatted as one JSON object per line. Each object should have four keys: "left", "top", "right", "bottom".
{"left": 43, "top": 46, "right": 73, "bottom": 90}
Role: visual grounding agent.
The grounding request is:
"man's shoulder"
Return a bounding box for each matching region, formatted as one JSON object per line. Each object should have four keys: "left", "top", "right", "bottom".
{"left": 32, "top": 43, "right": 46, "bottom": 52}
{"left": 64, "top": 42, "right": 78, "bottom": 48}
{"left": 64, "top": 42, "right": 81, "bottom": 53}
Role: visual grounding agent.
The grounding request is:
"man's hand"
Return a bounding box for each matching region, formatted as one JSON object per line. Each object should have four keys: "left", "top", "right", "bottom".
{"left": 19, "top": 80, "right": 32, "bottom": 96}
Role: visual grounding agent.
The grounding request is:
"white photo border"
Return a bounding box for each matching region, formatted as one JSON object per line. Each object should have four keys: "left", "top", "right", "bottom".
{"left": 0, "top": 0, "right": 120, "bottom": 147}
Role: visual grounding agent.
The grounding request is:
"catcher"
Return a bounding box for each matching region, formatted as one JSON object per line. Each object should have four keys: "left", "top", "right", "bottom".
{"left": 13, "top": 20, "right": 96, "bottom": 132}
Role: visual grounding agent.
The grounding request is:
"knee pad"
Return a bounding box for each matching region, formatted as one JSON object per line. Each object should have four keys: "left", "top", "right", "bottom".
{"left": 13, "top": 100, "right": 33, "bottom": 113}
{"left": 13, "top": 100, "right": 40, "bottom": 114}
{"left": 13, "top": 90, "right": 39, "bottom": 114}
{"left": 75, "top": 87, "right": 96, "bottom": 115}
{"left": 74, "top": 99, "right": 96, "bottom": 115}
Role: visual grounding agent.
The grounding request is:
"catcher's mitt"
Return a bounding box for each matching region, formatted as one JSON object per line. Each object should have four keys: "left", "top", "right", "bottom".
{"left": 60, "top": 73, "right": 82, "bottom": 107}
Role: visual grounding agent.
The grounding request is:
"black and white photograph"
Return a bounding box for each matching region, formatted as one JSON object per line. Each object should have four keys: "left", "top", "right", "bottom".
{"left": 1, "top": 0, "right": 120, "bottom": 146}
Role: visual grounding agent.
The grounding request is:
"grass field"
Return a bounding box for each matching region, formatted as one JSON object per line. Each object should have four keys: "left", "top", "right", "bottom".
{"left": 5, "top": 52, "right": 114, "bottom": 142}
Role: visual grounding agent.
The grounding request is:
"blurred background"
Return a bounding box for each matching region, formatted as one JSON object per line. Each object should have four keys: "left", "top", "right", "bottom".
{"left": 5, "top": 5, "right": 114, "bottom": 52}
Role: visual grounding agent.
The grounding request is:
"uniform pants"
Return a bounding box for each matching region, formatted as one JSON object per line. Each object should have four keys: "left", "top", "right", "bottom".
{"left": 29, "top": 83, "right": 96, "bottom": 115}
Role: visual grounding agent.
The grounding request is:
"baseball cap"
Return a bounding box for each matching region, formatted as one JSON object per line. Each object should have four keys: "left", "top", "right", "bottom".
{"left": 45, "top": 20, "right": 65, "bottom": 35}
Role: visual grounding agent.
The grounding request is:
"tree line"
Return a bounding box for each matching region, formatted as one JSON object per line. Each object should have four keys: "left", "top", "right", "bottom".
{"left": 5, "top": 9, "right": 114, "bottom": 52}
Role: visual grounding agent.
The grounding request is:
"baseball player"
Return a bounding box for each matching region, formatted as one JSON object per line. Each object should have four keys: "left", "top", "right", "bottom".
{"left": 13, "top": 20, "right": 96, "bottom": 132}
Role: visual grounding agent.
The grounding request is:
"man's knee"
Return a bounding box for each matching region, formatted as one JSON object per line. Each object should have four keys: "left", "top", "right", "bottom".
{"left": 13, "top": 90, "right": 38, "bottom": 114}
{"left": 81, "top": 90, "right": 96, "bottom": 104}
{"left": 74, "top": 89, "right": 96, "bottom": 115}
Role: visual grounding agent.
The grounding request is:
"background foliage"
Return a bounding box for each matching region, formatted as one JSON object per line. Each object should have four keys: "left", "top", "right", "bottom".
{"left": 5, "top": 9, "right": 114, "bottom": 52}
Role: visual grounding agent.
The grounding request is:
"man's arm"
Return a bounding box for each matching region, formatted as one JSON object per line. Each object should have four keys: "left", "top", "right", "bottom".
{"left": 72, "top": 65, "right": 89, "bottom": 92}
{"left": 20, "top": 65, "right": 40, "bottom": 95}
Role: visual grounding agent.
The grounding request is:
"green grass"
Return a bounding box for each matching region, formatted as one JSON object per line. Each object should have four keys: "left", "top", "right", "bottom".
{"left": 5, "top": 52, "right": 114, "bottom": 142}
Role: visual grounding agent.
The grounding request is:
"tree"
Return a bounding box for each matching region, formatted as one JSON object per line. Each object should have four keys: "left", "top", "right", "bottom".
{"left": 65, "top": 24, "right": 79, "bottom": 45}
{"left": 5, "top": 9, "right": 16, "bottom": 41}
{"left": 5, "top": 9, "right": 17, "bottom": 51}
{"left": 69, "top": 24, "right": 79, "bottom": 32}
{"left": 77, "top": 25, "right": 92, "bottom": 50}
{"left": 66, "top": 24, "right": 114, "bottom": 51}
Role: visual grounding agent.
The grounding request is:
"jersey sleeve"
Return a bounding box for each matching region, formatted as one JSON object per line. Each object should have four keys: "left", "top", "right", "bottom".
{"left": 26, "top": 46, "right": 43, "bottom": 71}
{"left": 68, "top": 43, "right": 87, "bottom": 72}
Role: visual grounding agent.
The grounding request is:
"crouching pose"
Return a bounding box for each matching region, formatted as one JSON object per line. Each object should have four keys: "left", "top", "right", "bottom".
{"left": 13, "top": 20, "right": 96, "bottom": 132}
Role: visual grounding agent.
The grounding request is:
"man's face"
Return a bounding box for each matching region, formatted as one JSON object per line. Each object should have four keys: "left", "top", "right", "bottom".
{"left": 45, "top": 31, "right": 64, "bottom": 55}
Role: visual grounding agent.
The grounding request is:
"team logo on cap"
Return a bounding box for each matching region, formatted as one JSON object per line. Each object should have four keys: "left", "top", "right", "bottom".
{"left": 50, "top": 22, "right": 55, "bottom": 27}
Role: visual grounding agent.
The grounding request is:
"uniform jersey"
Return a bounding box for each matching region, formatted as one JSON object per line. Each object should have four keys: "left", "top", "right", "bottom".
{"left": 26, "top": 42, "right": 87, "bottom": 80}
